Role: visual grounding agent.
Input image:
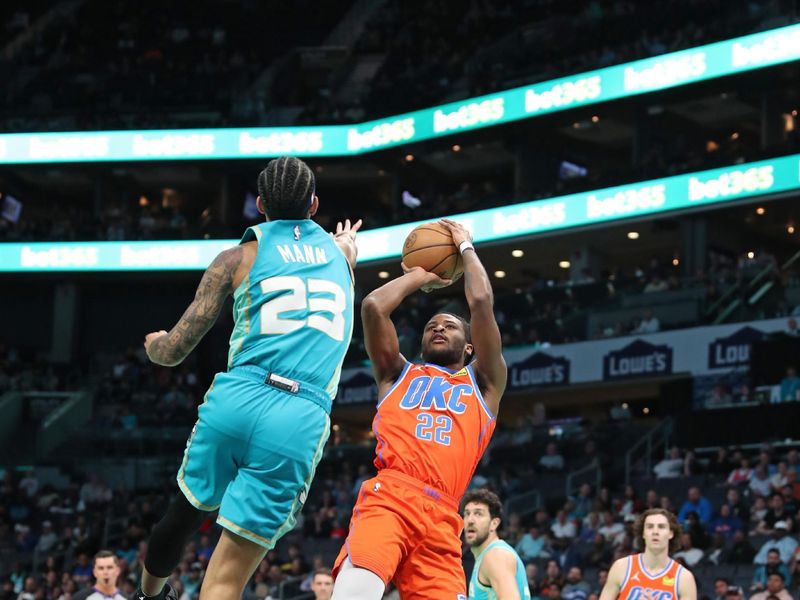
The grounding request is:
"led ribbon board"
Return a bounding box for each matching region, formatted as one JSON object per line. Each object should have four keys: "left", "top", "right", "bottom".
{"left": 2, "top": 154, "right": 798, "bottom": 271}
{"left": 0, "top": 24, "right": 798, "bottom": 164}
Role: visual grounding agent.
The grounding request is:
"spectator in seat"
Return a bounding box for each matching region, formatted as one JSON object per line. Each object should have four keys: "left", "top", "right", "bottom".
{"left": 653, "top": 447, "right": 684, "bottom": 479}
{"left": 771, "top": 462, "right": 791, "bottom": 492}
{"left": 710, "top": 503, "right": 744, "bottom": 542}
{"left": 540, "top": 560, "right": 565, "bottom": 595}
{"left": 684, "top": 510, "right": 710, "bottom": 549}
{"left": 751, "top": 465, "right": 774, "bottom": 498}
{"left": 678, "top": 487, "right": 713, "bottom": 525}
{"left": 754, "top": 521, "right": 799, "bottom": 564}
{"left": 516, "top": 525, "right": 547, "bottom": 561}
{"left": 598, "top": 511, "right": 624, "bottom": 546}
{"left": 562, "top": 567, "right": 591, "bottom": 600}
{"left": 749, "top": 573, "right": 794, "bottom": 600}
{"left": 729, "top": 457, "right": 754, "bottom": 486}
{"left": 715, "top": 578, "right": 732, "bottom": 600}
{"left": 674, "top": 532, "right": 704, "bottom": 567}
{"left": 726, "top": 530, "right": 756, "bottom": 563}
{"left": 779, "top": 367, "right": 800, "bottom": 402}
{"left": 540, "top": 443, "right": 565, "bottom": 471}
{"left": 633, "top": 308, "right": 660, "bottom": 334}
{"left": 755, "top": 494, "right": 794, "bottom": 535}
{"left": 727, "top": 487, "right": 751, "bottom": 522}
{"left": 752, "top": 549, "right": 791, "bottom": 592}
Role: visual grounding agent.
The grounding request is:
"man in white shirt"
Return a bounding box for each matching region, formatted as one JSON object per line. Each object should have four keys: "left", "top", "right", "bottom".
{"left": 753, "top": 522, "right": 799, "bottom": 565}
{"left": 634, "top": 309, "right": 660, "bottom": 334}
{"left": 598, "top": 512, "right": 624, "bottom": 546}
{"left": 674, "top": 533, "right": 704, "bottom": 567}
{"left": 653, "top": 447, "right": 684, "bottom": 479}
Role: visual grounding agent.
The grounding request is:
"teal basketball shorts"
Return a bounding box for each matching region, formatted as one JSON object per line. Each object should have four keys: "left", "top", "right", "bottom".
{"left": 177, "top": 365, "right": 331, "bottom": 548}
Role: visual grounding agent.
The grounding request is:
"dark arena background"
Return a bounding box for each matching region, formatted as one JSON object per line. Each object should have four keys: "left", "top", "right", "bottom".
{"left": 2, "top": 1, "right": 800, "bottom": 599}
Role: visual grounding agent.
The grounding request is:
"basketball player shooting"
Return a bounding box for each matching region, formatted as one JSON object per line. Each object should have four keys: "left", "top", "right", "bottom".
{"left": 331, "top": 218, "right": 507, "bottom": 600}
{"left": 600, "top": 509, "right": 697, "bottom": 600}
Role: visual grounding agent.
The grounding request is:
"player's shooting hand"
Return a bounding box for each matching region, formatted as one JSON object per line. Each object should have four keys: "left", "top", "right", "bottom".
{"left": 438, "top": 218, "right": 472, "bottom": 248}
{"left": 144, "top": 330, "right": 168, "bottom": 355}
{"left": 401, "top": 262, "right": 452, "bottom": 293}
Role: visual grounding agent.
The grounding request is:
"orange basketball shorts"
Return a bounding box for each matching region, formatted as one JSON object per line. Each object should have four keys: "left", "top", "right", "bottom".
{"left": 333, "top": 469, "right": 467, "bottom": 600}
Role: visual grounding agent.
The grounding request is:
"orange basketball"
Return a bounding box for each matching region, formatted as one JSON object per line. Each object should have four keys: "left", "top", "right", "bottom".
{"left": 402, "top": 222, "right": 464, "bottom": 281}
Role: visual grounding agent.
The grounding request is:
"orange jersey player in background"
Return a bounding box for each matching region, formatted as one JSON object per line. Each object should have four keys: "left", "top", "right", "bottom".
{"left": 331, "top": 219, "right": 507, "bottom": 600}
{"left": 600, "top": 509, "right": 697, "bottom": 600}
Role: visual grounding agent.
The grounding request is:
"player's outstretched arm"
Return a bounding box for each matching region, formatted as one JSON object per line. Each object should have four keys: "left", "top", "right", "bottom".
{"left": 332, "top": 218, "right": 362, "bottom": 271}
{"left": 145, "top": 246, "right": 244, "bottom": 367}
{"left": 439, "top": 219, "right": 507, "bottom": 410}
{"left": 678, "top": 567, "right": 697, "bottom": 600}
{"left": 480, "top": 548, "right": 522, "bottom": 600}
{"left": 361, "top": 264, "right": 450, "bottom": 387}
{"left": 599, "top": 557, "right": 627, "bottom": 600}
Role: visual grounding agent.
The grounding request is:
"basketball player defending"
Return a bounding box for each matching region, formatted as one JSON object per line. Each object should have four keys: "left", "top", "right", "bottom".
{"left": 331, "top": 218, "right": 507, "bottom": 599}
{"left": 463, "top": 489, "right": 530, "bottom": 600}
{"left": 600, "top": 509, "right": 697, "bottom": 600}
{"left": 134, "top": 157, "right": 361, "bottom": 600}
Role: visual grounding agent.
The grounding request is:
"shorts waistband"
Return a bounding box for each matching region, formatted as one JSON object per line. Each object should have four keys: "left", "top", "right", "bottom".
{"left": 377, "top": 469, "right": 459, "bottom": 512}
{"left": 230, "top": 365, "right": 332, "bottom": 415}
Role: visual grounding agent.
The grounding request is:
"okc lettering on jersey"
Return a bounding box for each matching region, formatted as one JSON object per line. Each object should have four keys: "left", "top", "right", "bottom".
{"left": 626, "top": 587, "right": 673, "bottom": 600}
{"left": 397, "top": 375, "right": 472, "bottom": 414}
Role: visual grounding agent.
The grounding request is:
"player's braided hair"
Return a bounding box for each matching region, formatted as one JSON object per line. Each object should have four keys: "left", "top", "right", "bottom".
{"left": 257, "top": 156, "right": 315, "bottom": 220}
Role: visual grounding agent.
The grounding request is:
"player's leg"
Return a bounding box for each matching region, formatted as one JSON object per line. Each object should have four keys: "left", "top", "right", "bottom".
{"left": 330, "top": 557, "right": 385, "bottom": 600}
{"left": 138, "top": 494, "right": 209, "bottom": 598}
{"left": 331, "top": 476, "right": 419, "bottom": 599}
{"left": 198, "top": 529, "right": 266, "bottom": 600}
{"left": 198, "top": 385, "right": 330, "bottom": 597}
{"left": 394, "top": 503, "right": 466, "bottom": 600}
{"left": 138, "top": 373, "right": 245, "bottom": 599}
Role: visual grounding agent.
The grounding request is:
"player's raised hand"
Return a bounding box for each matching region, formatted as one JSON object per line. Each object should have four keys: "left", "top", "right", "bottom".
{"left": 334, "top": 218, "right": 363, "bottom": 242}
{"left": 438, "top": 218, "right": 472, "bottom": 248}
{"left": 401, "top": 262, "right": 452, "bottom": 293}
{"left": 332, "top": 218, "right": 362, "bottom": 268}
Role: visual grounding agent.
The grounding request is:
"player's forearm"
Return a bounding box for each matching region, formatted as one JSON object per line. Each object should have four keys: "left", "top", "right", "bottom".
{"left": 147, "top": 307, "right": 217, "bottom": 367}
{"left": 362, "top": 271, "right": 430, "bottom": 316}
{"left": 462, "top": 249, "right": 494, "bottom": 308}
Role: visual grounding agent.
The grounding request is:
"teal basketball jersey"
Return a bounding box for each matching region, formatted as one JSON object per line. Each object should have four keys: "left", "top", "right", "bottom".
{"left": 227, "top": 219, "right": 354, "bottom": 400}
{"left": 470, "top": 540, "right": 531, "bottom": 600}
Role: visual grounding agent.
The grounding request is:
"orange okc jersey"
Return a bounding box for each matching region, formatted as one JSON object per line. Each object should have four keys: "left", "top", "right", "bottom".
{"left": 618, "top": 554, "right": 684, "bottom": 600}
{"left": 372, "top": 362, "right": 496, "bottom": 498}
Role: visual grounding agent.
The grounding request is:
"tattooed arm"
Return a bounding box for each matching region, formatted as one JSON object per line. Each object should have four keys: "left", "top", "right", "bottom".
{"left": 144, "top": 246, "right": 244, "bottom": 367}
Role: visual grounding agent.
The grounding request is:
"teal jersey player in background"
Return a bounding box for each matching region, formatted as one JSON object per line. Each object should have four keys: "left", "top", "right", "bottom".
{"left": 463, "top": 489, "right": 531, "bottom": 600}
{"left": 134, "top": 156, "right": 361, "bottom": 600}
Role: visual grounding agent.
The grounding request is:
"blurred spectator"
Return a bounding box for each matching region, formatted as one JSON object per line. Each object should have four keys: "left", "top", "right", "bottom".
{"left": 753, "top": 522, "right": 799, "bottom": 565}
{"left": 710, "top": 504, "right": 744, "bottom": 542}
{"left": 678, "top": 487, "right": 712, "bottom": 525}
{"left": 633, "top": 309, "right": 660, "bottom": 334}
{"left": 562, "top": 567, "right": 591, "bottom": 600}
{"left": 653, "top": 447, "right": 684, "bottom": 479}
{"left": 748, "top": 573, "right": 793, "bottom": 600}
{"left": 539, "top": 443, "right": 565, "bottom": 471}
{"left": 310, "top": 568, "right": 334, "bottom": 600}
{"left": 516, "top": 526, "right": 547, "bottom": 562}
{"left": 751, "top": 549, "right": 791, "bottom": 592}
{"left": 674, "top": 532, "right": 704, "bottom": 567}
{"left": 729, "top": 458, "right": 754, "bottom": 486}
{"left": 751, "top": 466, "right": 774, "bottom": 498}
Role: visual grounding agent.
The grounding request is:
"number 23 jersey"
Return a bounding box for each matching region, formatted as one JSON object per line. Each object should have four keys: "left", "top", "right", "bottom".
{"left": 372, "top": 362, "right": 496, "bottom": 498}
{"left": 227, "top": 220, "right": 354, "bottom": 400}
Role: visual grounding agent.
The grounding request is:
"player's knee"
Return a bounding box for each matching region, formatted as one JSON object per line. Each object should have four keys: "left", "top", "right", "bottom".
{"left": 145, "top": 493, "right": 210, "bottom": 576}
{"left": 331, "top": 562, "right": 385, "bottom": 600}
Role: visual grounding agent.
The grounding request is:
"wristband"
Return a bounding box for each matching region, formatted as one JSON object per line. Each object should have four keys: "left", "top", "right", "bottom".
{"left": 458, "top": 240, "right": 475, "bottom": 255}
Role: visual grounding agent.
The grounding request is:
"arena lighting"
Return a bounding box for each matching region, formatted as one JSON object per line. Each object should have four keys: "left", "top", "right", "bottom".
{"left": 627, "top": 231, "right": 640, "bottom": 239}
{"left": 788, "top": 225, "right": 795, "bottom": 234}
{"left": 0, "top": 24, "right": 799, "bottom": 164}
{"left": 494, "top": 270, "right": 507, "bottom": 278}
{"left": 756, "top": 206, "right": 765, "bottom": 215}
{"left": 511, "top": 249, "right": 524, "bottom": 257}
{"left": 378, "top": 271, "right": 390, "bottom": 279}
{"left": 559, "top": 261, "right": 571, "bottom": 269}
{"left": 672, "top": 258, "right": 680, "bottom": 266}
{"left": 591, "top": 115, "right": 600, "bottom": 123}
{"left": 3, "top": 153, "right": 799, "bottom": 272}
{"left": 452, "top": 144, "right": 461, "bottom": 152}
{"left": 747, "top": 251, "right": 756, "bottom": 259}
{"left": 404, "top": 154, "right": 414, "bottom": 162}
{"left": 643, "top": 407, "right": 651, "bottom": 415}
